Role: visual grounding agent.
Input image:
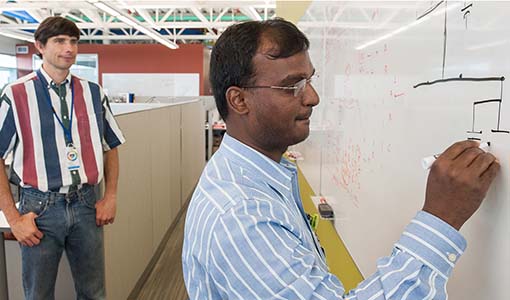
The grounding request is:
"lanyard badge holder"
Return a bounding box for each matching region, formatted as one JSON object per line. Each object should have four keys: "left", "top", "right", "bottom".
{"left": 38, "top": 71, "right": 81, "bottom": 172}
{"left": 66, "top": 143, "right": 80, "bottom": 171}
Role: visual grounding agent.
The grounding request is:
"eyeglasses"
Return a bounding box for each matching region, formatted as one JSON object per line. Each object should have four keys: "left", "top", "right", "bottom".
{"left": 242, "top": 74, "right": 318, "bottom": 97}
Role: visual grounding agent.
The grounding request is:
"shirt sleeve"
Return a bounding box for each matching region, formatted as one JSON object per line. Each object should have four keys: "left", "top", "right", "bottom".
{"left": 0, "top": 91, "right": 17, "bottom": 159}
{"left": 100, "top": 91, "right": 126, "bottom": 151}
{"left": 344, "top": 211, "right": 466, "bottom": 300}
{"left": 208, "top": 199, "right": 466, "bottom": 300}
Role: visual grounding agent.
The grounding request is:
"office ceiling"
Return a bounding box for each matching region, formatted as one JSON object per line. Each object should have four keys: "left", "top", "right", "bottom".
{"left": 0, "top": 0, "right": 276, "bottom": 47}
{"left": 0, "top": 1, "right": 442, "bottom": 49}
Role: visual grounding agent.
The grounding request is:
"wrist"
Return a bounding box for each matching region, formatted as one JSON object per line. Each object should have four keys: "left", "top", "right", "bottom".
{"left": 422, "top": 207, "right": 464, "bottom": 231}
{"left": 5, "top": 207, "right": 21, "bottom": 224}
{"left": 103, "top": 193, "right": 117, "bottom": 202}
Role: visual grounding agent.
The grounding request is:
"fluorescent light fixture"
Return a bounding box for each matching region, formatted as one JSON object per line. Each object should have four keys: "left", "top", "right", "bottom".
{"left": 141, "top": 29, "right": 178, "bottom": 50}
{"left": 356, "top": 3, "right": 460, "bottom": 50}
{"left": 117, "top": 16, "right": 178, "bottom": 49}
{"left": 89, "top": 1, "right": 178, "bottom": 50}
{"left": 152, "top": 35, "right": 179, "bottom": 50}
{"left": 0, "top": 31, "right": 34, "bottom": 43}
{"left": 467, "top": 40, "right": 508, "bottom": 51}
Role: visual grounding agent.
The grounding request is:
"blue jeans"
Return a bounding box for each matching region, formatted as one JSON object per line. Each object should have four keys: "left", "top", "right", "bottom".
{"left": 18, "top": 185, "right": 105, "bottom": 300}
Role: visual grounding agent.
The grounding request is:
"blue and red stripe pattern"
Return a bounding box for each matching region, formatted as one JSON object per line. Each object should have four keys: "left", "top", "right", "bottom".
{"left": 0, "top": 68, "right": 125, "bottom": 192}
{"left": 182, "top": 133, "right": 466, "bottom": 300}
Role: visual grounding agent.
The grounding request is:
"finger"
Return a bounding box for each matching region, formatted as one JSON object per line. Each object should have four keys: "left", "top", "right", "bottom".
{"left": 96, "top": 211, "right": 102, "bottom": 226}
{"left": 453, "top": 147, "right": 485, "bottom": 168}
{"left": 34, "top": 229, "right": 44, "bottom": 239}
{"left": 97, "top": 217, "right": 107, "bottom": 227}
{"left": 29, "top": 216, "right": 44, "bottom": 239}
{"left": 24, "top": 239, "right": 34, "bottom": 247}
{"left": 439, "top": 140, "right": 480, "bottom": 161}
{"left": 480, "top": 159, "right": 500, "bottom": 185}
{"left": 29, "top": 236, "right": 41, "bottom": 246}
{"left": 469, "top": 151, "right": 497, "bottom": 174}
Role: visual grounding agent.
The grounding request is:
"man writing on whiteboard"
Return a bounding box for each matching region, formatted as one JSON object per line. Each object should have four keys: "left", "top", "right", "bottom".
{"left": 182, "top": 18, "right": 499, "bottom": 299}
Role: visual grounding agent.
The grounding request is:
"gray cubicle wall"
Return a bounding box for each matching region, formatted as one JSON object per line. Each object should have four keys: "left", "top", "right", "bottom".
{"left": 105, "top": 100, "right": 205, "bottom": 300}
{"left": 5, "top": 100, "right": 205, "bottom": 300}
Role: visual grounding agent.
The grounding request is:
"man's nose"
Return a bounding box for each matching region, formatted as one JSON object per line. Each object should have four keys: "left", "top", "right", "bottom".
{"left": 64, "top": 41, "right": 75, "bottom": 52}
{"left": 304, "top": 84, "right": 320, "bottom": 107}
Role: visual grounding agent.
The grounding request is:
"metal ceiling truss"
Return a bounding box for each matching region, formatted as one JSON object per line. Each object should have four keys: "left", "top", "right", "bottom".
{"left": 0, "top": 0, "right": 276, "bottom": 48}
{"left": 0, "top": 1, "right": 432, "bottom": 49}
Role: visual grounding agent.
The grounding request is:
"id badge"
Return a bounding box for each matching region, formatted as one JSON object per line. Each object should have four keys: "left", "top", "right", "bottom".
{"left": 66, "top": 144, "right": 81, "bottom": 171}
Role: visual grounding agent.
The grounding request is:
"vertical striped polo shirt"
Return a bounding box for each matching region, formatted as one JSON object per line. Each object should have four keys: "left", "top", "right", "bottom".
{"left": 182, "top": 133, "right": 466, "bottom": 300}
{"left": 0, "top": 67, "right": 125, "bottom": 193}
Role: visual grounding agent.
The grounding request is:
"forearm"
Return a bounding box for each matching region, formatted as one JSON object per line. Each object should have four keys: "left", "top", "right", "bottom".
{"left": 103, "top": 148, "right": 119, "bottom": 197}
{"left": 344, "top": 211, "right": 465, "bottom": 300}
{"left": 345, "top": 212, "right": 463, "bottom": 299}
{"left": 0, "top": 159, "right": 19, "bottom": 223}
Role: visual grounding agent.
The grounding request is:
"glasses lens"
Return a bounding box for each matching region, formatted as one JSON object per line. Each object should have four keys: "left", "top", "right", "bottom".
{"left": 294, "top": 78, "right": 307, "bottom": 97}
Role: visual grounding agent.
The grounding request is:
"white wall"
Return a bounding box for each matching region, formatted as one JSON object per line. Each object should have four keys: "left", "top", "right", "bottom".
{"left": 0, "top": 36, "right": 22, "bottom": 55}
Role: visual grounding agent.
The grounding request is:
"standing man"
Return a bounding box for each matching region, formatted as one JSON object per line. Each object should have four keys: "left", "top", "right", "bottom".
{"left": 182, "top": 19, "right": 499, "bottom": 299}
{"left": 0, "top": 17, "right": 125, "bottom": 299}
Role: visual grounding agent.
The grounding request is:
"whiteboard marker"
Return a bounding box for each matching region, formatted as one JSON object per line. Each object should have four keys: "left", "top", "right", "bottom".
{"left": 422, "top": 142, "right": 491, "bottom": 170}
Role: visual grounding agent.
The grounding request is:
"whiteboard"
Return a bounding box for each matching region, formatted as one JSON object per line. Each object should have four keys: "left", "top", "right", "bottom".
{"left": 102, "top": 73, "right": 199, "bottom": 97}
{"left": 294, "top": 1, "right": 509, "bottom": 299}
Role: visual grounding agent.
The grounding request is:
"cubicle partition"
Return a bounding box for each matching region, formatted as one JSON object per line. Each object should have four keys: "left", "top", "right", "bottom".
{"left": 3, "top": 100, "right": 205, "bottom": 300}
{"left": 105, "top": 100, "right": 205, "bottom": 300}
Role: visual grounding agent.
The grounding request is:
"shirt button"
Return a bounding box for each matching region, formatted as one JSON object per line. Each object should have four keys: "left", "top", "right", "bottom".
{"left": 63, "top": 116, "right": 67, "bottom": 119}
{"left": 448, "top": 253, "right": 457, "bottom": 262}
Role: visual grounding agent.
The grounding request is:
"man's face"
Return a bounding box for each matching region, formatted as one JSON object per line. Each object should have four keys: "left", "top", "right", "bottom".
{"left": 244, "top": 45, "right": 320, "bottom": 151}
{"left": 35, "top": 35, "right": 78, "bottom": 72}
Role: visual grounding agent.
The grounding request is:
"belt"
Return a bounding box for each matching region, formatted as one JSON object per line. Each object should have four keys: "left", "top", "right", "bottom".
{"left": 21, "top": 184, "right": 92, "bottom": 198}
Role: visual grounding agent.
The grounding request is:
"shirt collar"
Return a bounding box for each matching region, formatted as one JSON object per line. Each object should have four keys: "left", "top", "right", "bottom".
{"left": 38, "top": 66, "right": 72, "bottom": 87}
{"left": 220, "top": 133, "right": 297, "bottom": 193}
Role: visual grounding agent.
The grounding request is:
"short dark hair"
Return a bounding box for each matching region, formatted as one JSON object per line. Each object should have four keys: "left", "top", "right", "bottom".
{"left": 34, "top": 16, "right": 80, "bottom": 51}
{"left": 210, "top": 18, "right": 309, "bottom": 120}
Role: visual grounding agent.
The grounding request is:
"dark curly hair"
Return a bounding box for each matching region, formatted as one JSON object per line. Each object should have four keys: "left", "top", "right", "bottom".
{"left": 210, "top": 18, "right": 309, "bottom": 120}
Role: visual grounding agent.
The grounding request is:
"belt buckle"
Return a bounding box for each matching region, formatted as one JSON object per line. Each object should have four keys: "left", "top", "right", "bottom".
{"left": 66, "top": 185, "right": 79, "bottom": 200}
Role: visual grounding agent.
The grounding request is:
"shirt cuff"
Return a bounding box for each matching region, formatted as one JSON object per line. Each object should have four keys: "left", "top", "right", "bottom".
{"left": 394, "top": 210, "right": 467, "bottom": 280}
{"left": 104, "top": 136, "right": 126, "bottom": 151}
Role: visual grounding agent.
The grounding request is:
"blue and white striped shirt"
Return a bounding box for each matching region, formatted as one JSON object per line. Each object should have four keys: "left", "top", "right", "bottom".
{"left": 182, "top": 133, "right": 466, "bottom": 299}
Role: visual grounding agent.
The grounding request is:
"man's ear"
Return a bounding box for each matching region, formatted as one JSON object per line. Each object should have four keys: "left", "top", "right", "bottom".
{"left": 225, "top": 86, "right": 250, "bottom": 116}
{"left": 34, "top": 41, "right": 44, "bottom": 56}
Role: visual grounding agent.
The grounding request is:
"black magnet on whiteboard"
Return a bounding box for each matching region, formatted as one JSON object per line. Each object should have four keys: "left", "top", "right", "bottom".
{"left": 318, "top": 203, "right": 334, "bottom": 219}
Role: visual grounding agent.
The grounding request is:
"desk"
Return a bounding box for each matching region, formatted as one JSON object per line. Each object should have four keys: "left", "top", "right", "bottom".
{"left": 0, "top": 210, "right": 10, "bottom": 300}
